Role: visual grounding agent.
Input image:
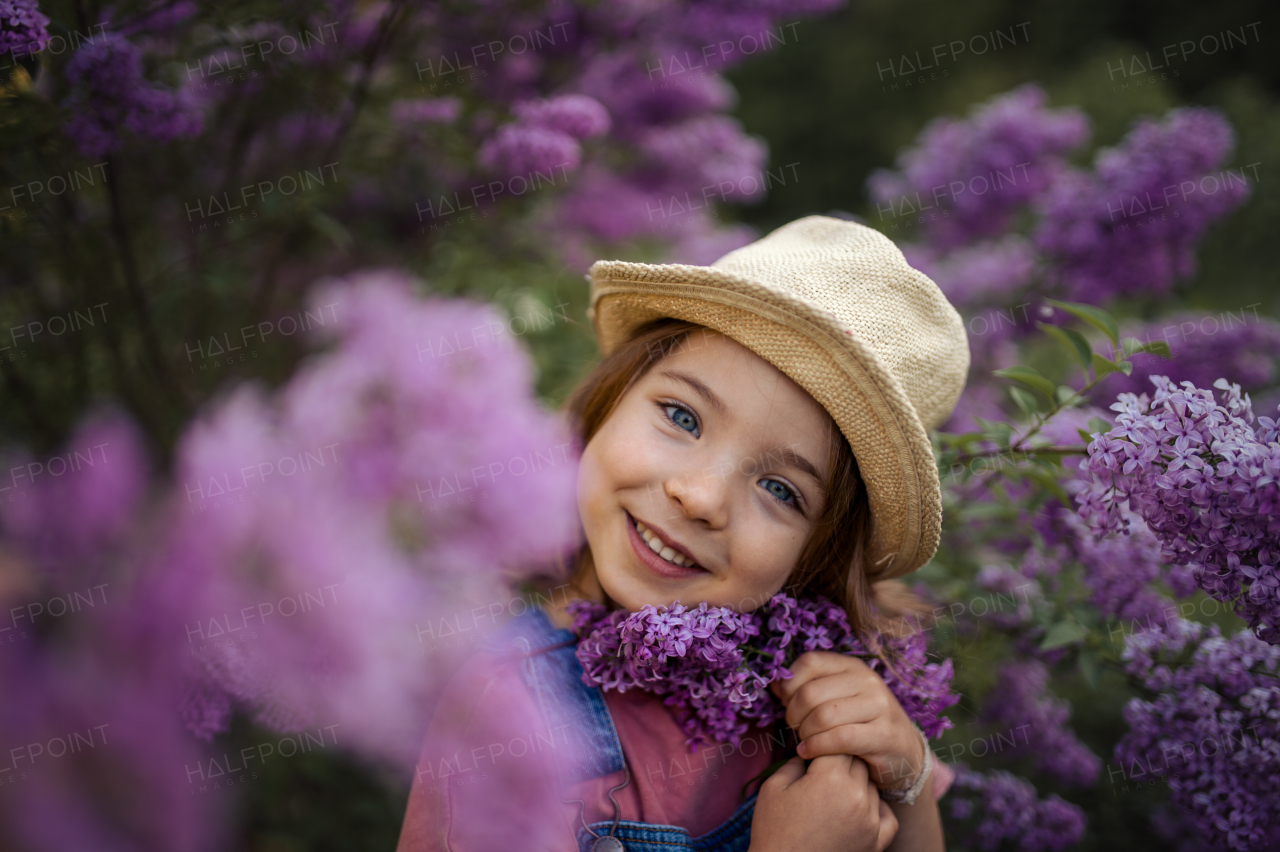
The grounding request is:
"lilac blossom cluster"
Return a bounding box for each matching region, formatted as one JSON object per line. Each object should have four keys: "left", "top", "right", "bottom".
{"left": 571, "top": 592, "right": 959, "bottom": 749}
{"left": 1117, "top": 618, "right": 1280, "bottom": 851}
{"left": 945, "top": 763, "right": 1087, "bottom": 852}
{"left": 1035, "top": 108, "right": 1250, "bottom": 302}
{"left": 415, "top": 0, "right": 843, "bottom": 267}
{"left": 1035, "top": 502, "right": 1195, "bottom": 632}
{"left": 869, "top": 84, "right": 1088, "bottom": 250}
{"left": 1077, "top": 376, "right": 1280, "bottom": 644}
{"left": 479, "top": 94, "right": 611, "bottom": 177}
{"left": 158, "top": 271, "right": 580, "bottom": 765}
{"left": 1098, "top": 312, "right": 1280, "bottom": 401}
{"left": 0, "top": 0, "right": 49, "bottom": 56}
{"left": 981, "top": 659, "right": 1101, "bottom": 786}
{"left": 62, "top": 33, "right": 203, "bottom": 159}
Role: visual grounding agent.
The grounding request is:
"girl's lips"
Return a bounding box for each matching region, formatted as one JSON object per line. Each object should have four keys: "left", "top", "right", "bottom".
{"left": 624, "top": 512, "right": 707, "bottom": 580}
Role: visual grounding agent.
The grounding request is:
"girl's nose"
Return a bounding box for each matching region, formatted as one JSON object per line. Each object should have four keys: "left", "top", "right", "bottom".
{"left": 663, "top": 468, "right": 729, "bottom": 528}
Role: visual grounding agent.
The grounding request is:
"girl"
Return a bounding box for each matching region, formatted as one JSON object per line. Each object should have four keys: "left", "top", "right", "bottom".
{"left": 397, "top": 215, "right": 970, "bottom": 852}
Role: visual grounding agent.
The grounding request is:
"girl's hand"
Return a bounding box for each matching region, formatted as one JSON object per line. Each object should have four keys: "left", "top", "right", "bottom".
{"left": 749, "top": 755, "right": 898, "bottom": 852}
{"left": 771, "top": 651, "right": 926, "bottom": 791}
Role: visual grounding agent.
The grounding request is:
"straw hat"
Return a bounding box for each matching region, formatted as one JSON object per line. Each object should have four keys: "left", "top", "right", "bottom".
{"left": 586, "top": 215, "right": 969, "bottom": 580}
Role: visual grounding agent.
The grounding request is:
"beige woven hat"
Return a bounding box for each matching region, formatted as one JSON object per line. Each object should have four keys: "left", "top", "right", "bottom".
{"left": 586, "top": 215, "right": 970, "bottom": 580}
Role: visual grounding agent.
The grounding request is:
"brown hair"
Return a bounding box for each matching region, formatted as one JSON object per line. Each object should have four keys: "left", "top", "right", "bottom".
{"left": 563, "top": 318, "right": 931, "bottom": 646}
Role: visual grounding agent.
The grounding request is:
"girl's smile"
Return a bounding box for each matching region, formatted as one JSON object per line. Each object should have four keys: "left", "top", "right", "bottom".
{"left": 625, "top": 510, "right": 708, "bottom": 579}
{"left": 575, "top": 328, "right": 835, "bottom": 613}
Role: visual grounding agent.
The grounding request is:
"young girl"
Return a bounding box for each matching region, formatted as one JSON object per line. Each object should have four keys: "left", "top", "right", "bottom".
{"left": 396, "top": 215, "right": 970, "bottom": 852}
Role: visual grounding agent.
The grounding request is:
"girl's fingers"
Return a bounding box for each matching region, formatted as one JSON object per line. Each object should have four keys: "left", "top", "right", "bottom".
{"left": 796, "top": 722, "right": 875, "bottom": 760}
{"left": 875, "top": 797, "right": 900, "bottom": 852}
{"left": 773, "top": 651, "right": 870, "bottom": 704}
{"left": 782, "top": 671, "right": 866, "bottom": 728}
{"left": 763, "top": 755, "right": 807, "bottom": 790}
{"left": 791, "top": 690, "right": 887, "bottom": 740}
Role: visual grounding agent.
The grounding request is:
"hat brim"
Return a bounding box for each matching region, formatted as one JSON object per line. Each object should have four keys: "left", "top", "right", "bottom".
{"left": 588, "top": 259, "right": 941, "bottom": 580}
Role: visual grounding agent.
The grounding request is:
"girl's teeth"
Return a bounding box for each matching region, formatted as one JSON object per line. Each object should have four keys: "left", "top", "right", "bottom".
{"left": 634, "top": 518, "right": 695, "bottom": 569}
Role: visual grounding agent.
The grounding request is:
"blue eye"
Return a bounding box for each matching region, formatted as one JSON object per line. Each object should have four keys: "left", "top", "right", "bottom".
{"left": 662, "top": 403, "right": 700, "bottom": 435}
{"left": 760, "top": 478, "right": 797, "bottom": 508}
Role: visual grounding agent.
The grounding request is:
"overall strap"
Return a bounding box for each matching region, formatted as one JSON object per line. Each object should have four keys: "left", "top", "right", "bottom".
{"left": 482, "top": 607, "right": 626, "bottom": 787}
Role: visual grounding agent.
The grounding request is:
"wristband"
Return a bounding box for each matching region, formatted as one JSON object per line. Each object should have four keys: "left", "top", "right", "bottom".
{"left": 879, "top": 725, "right": 932, "bottom": 806}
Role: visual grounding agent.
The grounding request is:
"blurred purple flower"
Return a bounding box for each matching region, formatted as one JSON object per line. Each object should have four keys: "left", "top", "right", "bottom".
{"left": 870, "top": 85, "right": 1088, "bottom": 250}
{"left": 0, "top": 411, "right": 148, "bottom": 582}
{"left": 1097, "top": 311, "right": 1280, "bottom": 401}
{"left": 945, "top": 763, "right": 1086, "bottom": 851}
{"left": 1118, "top": 618, "right": 1280, "bottom": 851}
{"left": 981, "top": 659, "right": 1101, "bottom": 786}
{"left": 1036, "top": 108, "right": 1250, "bottom": 302}
{"left": 62, "top": 33, "right": 203, "bottom": 158}
{"left": 478, "top": 123, "right": 581, "bottom": 178}
{"left": 903, "top": 236, "right": 1039, "bottom": 309}
{"left": 513, "top": 93, "right": 610, "bottom": 139}
{"left": 663, "top": 220, "right": 756, "bottom": 265}
{"left": 0, "top": 643, "right": 225, "bottom": 852}
{"left": 0, "top": 0, "right": 50, "bottom": 56}
{"left": 156, "top": 271, "right": 581, "bottom": 767}
{"left": 638, "top": 114, "right": 768, "bottom": 202}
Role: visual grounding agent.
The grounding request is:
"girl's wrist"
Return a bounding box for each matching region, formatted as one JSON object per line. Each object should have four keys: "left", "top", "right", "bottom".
{"left": 879, "top": 725, "right": 932, "bottom": 805}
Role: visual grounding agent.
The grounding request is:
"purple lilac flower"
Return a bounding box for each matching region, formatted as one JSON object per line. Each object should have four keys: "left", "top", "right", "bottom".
{"left": 974, "top": 564, "right": 1040, "bottom": 630}
{"left": 1077, "top": 376, "right": 1280, "bottom": 643}
{"left": 0, "top": 411, "right": 148, "bottom": 580}
{"left": 1116, "top": 618, "right": 1280, "bottom": 851}
{"left": 1097, "top": 312, "right": 1280, "bottom": 401}
{"left": 903, "top": 235, "right": 1039, "bottom": 310}
{"left": 62, "top": 33, "right": 203, "bottom": 158}
{"left": 1053, "top": 503, "right": 1186, "bottom": 632}
{"left": 156, "top": 271, "right": 581, "bottom": 767}
{"left": 571, "top": 593, "right": 959, "bottom": 749}
{"left": 513, "top": 94, "right": 611, "bottom": 139}
{"left": 0, "top": 640, "right": 226, "bottom": 852}
{"left": 981, "top": 659, "right": 1101, "bottom": 786}
{"left": 478, "top": 123, "right": 581, "bottom": 178}
{"left": 869, "top": 84, "right": 1088, "bottom": 250}
{"left": 0, "top": 0, "right": 50, "bottom": 56}
{"left": 945, "top": 763, "right": 1087, "bottom": 852}
{"left": 637, "top": 114, "right": 767, "bottom": 203}
{"left": 1036, "top": 108, "right": 1249, "bottom": 302}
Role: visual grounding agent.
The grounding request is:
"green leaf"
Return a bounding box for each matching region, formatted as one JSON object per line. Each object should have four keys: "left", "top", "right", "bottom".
{"left": 1038, "top": 322, "right": 1093, "bottom": 369}
{"left": 1056, "top": 385, "right": 1077, "bottom": 405}
{"left": 993, "top": 366, "right": 1057, "bottom": 400}
{"left": 1041, "top": 621, "right": 1088, "bottom": 650}
{"left": 1118, "top": 359, "right": 1133, "bottom": 376}
{"left": 1046, "top": 298, "right": 1120, "bottom": 344}
{"left": 1128, "top": 339, "right": 1172, "bottom": 358}
{"left": 975, "top": 418, "right": 1015, "bottom": 449}
{"left": 1087, "top": 416, "right": 1112, "bottom": 435}
{"left": 1076, "top": 427, "right": 1095, "bottom": 445}
{"left": 1091, "top": 353, "right": 1123, "bottom": 378}
{"left": 1079, "top": 647, "right": 1101, "bottom": 690}
{"left": 1009, "top": 386, "right": 1039, "bottom": 416}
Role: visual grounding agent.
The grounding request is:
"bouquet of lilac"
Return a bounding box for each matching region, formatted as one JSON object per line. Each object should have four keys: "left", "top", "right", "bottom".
{"left": 570, "top": 593, "right": 958, "bottom": 749}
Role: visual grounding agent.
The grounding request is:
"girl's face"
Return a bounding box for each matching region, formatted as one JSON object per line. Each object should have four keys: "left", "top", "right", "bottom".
{"left": 576, "top": 328, "right": 835, "bottom": 613}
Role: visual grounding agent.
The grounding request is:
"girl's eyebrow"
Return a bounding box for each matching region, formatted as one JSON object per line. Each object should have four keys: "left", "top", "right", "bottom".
{"left": 659, "top": 368, "right": 825, "bottom": 493}
{"left": 659, "top": 369, "right": 727, "bottom": 416}
{"left": 761, "top": 444, "right": 826, "bottom": 494}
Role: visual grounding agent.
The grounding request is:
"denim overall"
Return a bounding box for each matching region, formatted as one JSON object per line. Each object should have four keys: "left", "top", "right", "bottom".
{"left": 480, "top": 607, "right": 756, "bottom": 852}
